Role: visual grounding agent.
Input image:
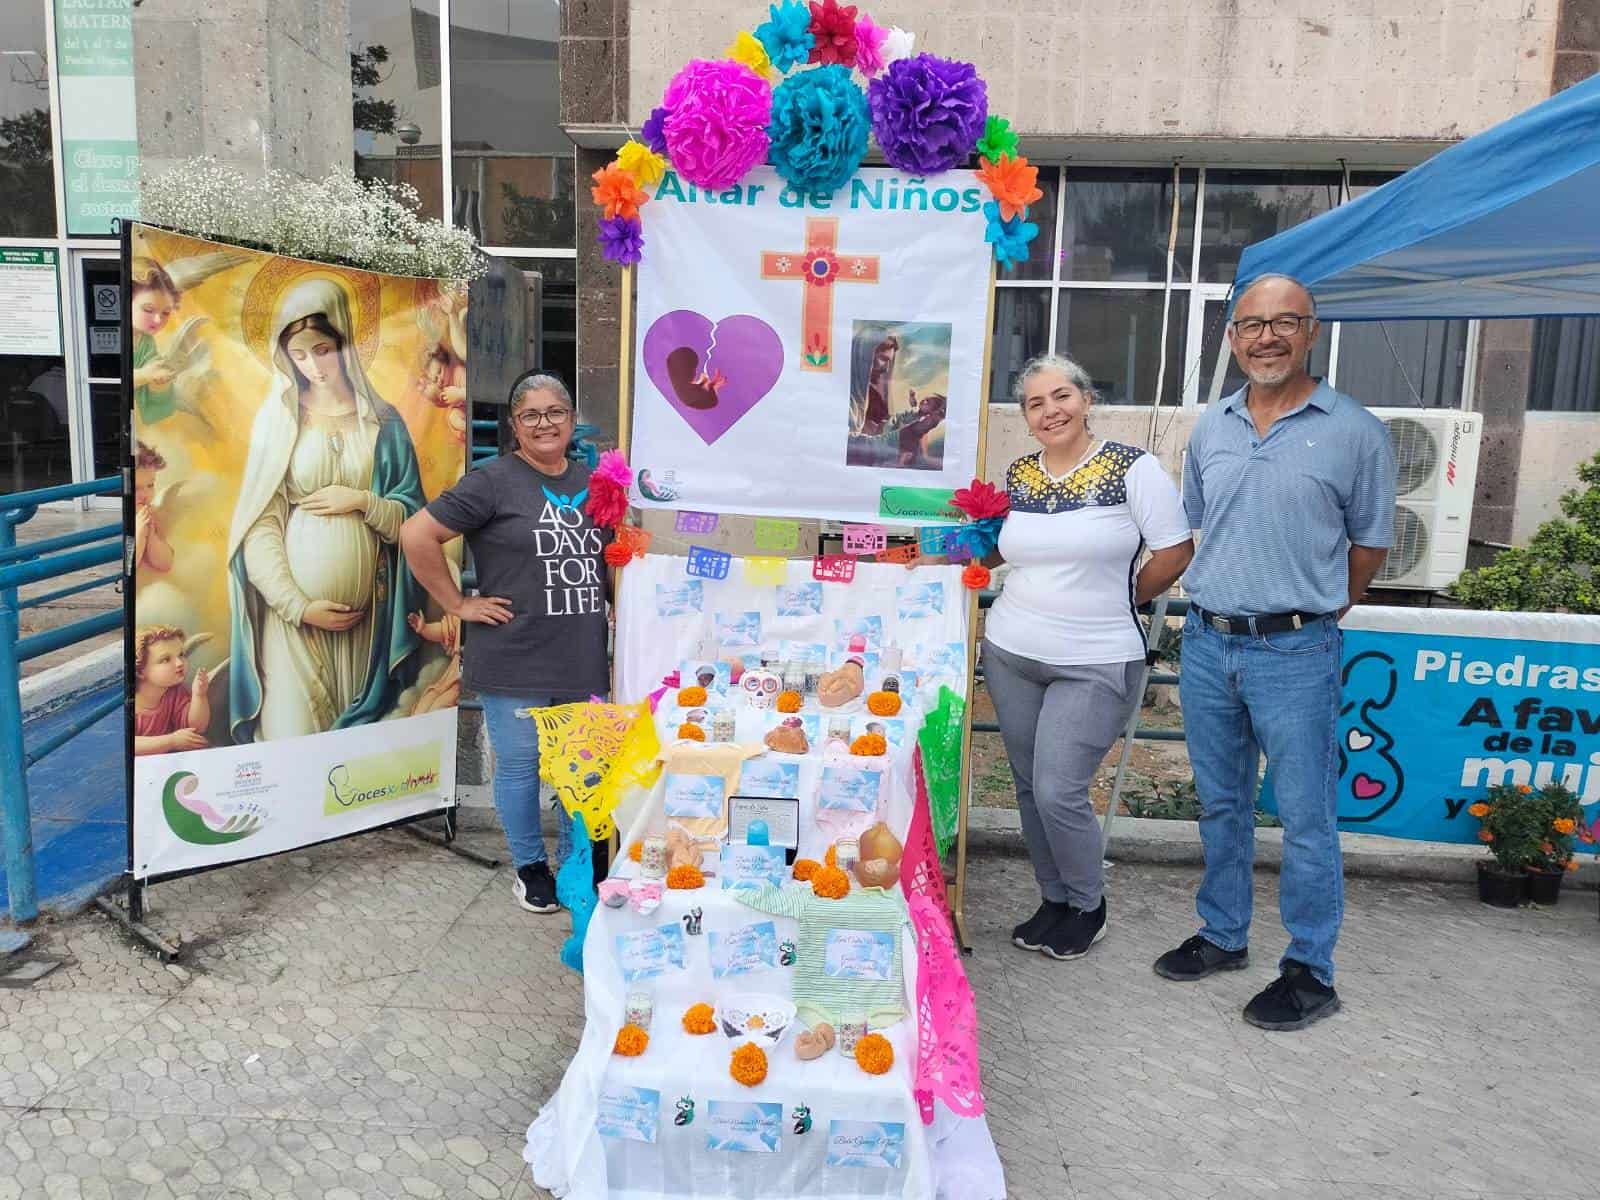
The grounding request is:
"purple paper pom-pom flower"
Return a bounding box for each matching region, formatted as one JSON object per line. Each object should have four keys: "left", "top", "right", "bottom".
{"left": 867, "top": 54, "right": 988, "bottom": 175}
{"left": 767, "top": 65, "right": 870, "bottom": 196}
{"left": 597, "top": 214, "right": 644, "bottom": 266}
{"left": 661, "top": 59, "right": 773, "bottom": 190}
{"left": 641, "top": 106, "right": 670, "bottom": 155}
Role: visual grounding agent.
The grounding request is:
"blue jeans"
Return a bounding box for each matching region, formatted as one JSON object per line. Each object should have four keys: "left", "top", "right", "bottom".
{"left": 480, "top": 693, "right": 573, "bottom": 870}
{"left": 1178, "top": 610, "right": 1344, "bottom": 986}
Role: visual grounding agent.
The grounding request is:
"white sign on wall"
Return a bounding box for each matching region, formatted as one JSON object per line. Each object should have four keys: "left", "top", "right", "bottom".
{"left": 0, "top": 248, "right": 63, "bottom": 357}
{"left": 629, "top": 166, "right": 991, "bottom": 525}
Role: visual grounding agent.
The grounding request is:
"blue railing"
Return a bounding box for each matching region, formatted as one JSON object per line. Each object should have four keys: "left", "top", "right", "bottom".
{"left": 1, "top": 475, "right": 123, "bottom": 923}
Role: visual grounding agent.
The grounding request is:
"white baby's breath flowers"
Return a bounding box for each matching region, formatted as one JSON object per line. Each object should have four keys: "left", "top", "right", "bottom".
{"left": 137, "top": 159, "right": 487, "bottom": 283}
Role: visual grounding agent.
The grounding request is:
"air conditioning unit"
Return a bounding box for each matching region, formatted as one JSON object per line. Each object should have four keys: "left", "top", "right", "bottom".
{"left": 1368, "top": 408, "right": 1482, "bottom": 590}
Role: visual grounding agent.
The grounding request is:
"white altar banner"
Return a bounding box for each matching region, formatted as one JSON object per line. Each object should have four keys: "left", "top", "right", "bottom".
{"left": 630, "top": 166, "right": 991, "bottom": 526}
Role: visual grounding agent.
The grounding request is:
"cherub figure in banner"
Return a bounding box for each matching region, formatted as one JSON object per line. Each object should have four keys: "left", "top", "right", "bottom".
{"left": 130, "top": 248, "right": 252, "bottom": 430}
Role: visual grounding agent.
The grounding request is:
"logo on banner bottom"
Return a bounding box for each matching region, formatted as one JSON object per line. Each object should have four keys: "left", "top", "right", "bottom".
{"left": 323, "top": 743, "right": 444, "bottom": 816}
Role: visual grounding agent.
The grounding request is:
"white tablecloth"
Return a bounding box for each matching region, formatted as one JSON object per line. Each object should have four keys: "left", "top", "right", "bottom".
{"left": 524, "top": 884, "right": 1005, "bottom": 1200}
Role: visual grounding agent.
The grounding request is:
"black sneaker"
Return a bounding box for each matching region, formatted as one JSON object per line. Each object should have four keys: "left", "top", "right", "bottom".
{"left": 1039, "top": 898, "right": 1107, "bottom": 961}
{"left": 1153, "top": 934, "right": 1249, "bottom": 980}
{"left": 513, "top": 862, "right": 560, "bottom": 914}
{"left": 1242, "top": 961, "right": 1341, "bottom": 1031}
{"left": 1011, "top": 900, "right": 1069, "bottom": 951}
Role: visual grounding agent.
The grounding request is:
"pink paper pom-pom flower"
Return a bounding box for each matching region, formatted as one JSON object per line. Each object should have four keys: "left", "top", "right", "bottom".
{"left": 661, "top": 59, "right": 773, "bottom": 190}
{"left": 593, "top": 448, "right": 634, "bottom": 489}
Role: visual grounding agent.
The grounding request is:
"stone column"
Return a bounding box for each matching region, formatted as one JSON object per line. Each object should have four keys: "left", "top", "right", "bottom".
{"left": 1469, "top": 319, "right": 1534, "bottom": 559}
{"left": 132, "top": 0, "right": 354, "bottom": 181}
{"left": 561, "top": 0, "right": 629, "bottom": 448}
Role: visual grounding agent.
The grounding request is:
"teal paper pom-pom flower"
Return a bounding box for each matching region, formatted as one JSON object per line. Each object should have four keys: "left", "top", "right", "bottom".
{"left": 767, "top": 65, "right": 871, "bottom": 196}
{"left": 983, "top": 200, "right": 1038, "bottom": 269}
{"left": 755, "top": 1, "right": 815, "bottom": 74}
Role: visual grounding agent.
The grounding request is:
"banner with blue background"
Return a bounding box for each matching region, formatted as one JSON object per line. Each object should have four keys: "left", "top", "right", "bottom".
{"left": 1260, "top": 607, "right": 1600, "bottom": 852}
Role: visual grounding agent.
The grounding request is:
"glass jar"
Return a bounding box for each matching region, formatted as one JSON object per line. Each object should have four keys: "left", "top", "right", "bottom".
{"left": 625, "top": 990, "right": 654, "bottom": 1029}
{"left": 640, "top": 834, "right": 668, "bottom": 879}
{"left": 837, "top": 1011, "right": 868, "bottom": 1058}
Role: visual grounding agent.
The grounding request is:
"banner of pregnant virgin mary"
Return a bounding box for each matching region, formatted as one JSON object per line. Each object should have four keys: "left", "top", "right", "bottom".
{"left": 126, "top": 224, "right": 468, "bottom": 880}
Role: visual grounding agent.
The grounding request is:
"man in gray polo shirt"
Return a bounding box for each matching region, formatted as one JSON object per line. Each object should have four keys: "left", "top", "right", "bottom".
{"left": 1154, "top": 274, "right": 1396, "bottom": 1031}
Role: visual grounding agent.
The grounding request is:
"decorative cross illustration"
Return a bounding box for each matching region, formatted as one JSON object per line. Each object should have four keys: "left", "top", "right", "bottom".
{"left": 760, "top": 217, "right": 881, "bottom": 371}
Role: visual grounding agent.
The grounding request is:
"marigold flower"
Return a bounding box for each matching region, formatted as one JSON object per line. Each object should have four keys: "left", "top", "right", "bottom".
{"left": 591, "top": 163, "right": 648, "bottom": 221}
{"left": 614, "top": 1024, "right": 649, "bottom": 1056}
{"left": 677, "top": 723, "right": 707, "bottom": 741}
{"left": 667, "top": 863, "right": 706, "bottom": 889}
{"left": 825, "top": 844, "right": 837, "bottom": 867}
{"left": 851, "top": 733, "right": 888, "bottom": 756}
{"left": 854, "top": 1031, "right": 894, "bottom": 1074}
{"left": 1467, "top": 802, "right": 1491, "bottom": 818}
{"left": 866, "top": 691, "right": 902, "bottom": 716}
{"left": 811, "top": 864, "right": 851, "bottom": 898}
{"left": 730, "top": 1042, "right": 768, "bottom": 1086}
{"left": 1516, "top": 784, "right": 1533, "bottom": 794}
{"left": 792, "top": 857, "right": 821, "bottom": 881}
{"left": 677, "top": 686, "right": 708, "bottom": 707}
{"left": 1553, "top": 818, "right": 1577, "bottom": 835}
{"left": 1478, "top": 829, "right": 1495, "bottom": 843}
{"left": 682, "top": 1003, "right": 717, "bottom": 1035}
{"left": 629, "top": 842, "right": 643, "bottom": 862}
{"left": 976, "top": 154, "right": 1043, "bottom": 223}
{"left": 776, "top": 690, "right": 803, "bottom": 712}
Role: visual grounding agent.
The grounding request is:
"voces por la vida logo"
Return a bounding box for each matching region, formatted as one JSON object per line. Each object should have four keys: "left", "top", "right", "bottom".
{"left": 161, "top": 770, "right": 265, "bottom": 845}
{"left": 323, "top": 743, "right": 444, "bottom": 816}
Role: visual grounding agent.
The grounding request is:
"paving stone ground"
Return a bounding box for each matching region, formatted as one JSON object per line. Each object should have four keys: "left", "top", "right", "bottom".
{"left": 2, "top": 824, "right": 1596, "bottom": 1200}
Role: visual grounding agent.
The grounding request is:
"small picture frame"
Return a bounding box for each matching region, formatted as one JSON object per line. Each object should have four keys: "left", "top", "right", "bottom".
{"left": 728, "top": 795, "right": 800, "bottom": 864}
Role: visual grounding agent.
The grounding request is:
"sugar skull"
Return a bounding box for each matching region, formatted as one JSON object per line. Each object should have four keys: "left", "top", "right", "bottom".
{"left": 741, "top": 668, "right": 781, "bottom": 710}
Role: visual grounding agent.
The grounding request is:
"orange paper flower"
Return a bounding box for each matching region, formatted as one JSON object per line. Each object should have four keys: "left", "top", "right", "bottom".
{"left": 962, "top": 563, "right": 991, "bottom": 591}
{"left": 776, "top": 690, "right": 803, "bottom": 713}
{"left": 1553, "top": 817, "right": 1578, "bottom": 835}
{"left": 1467, "top": 802, "right": 1491, "bottom": 818}
{"left": 811, "top": 865, "right": 851, "bottom": 899}
{"left": 792, "top": 858, "right": 821, "bottom": 881}
{"left": 730, "top": 1042, "right": 768, "bottom": 1086}
{"left": 682, "top": 1003, "right": 717, "bottom": 1035}
{"left": 614, "top": 1024, "right": 649, "bottom": 1056}
{"left": 677, "top": 723, "right": 707, "bottom": 741}
{"left": 677, "top": 686, "right": 709, "bottom": 707}
{"left": 1516, "top": 784, "right": 1533, "bottom": 794}
{"left": 667, "top": 863, "right": 706, "bottom": 889}
{"left": 604, "top": 541, "right": 633, "bottom": 568}
{"left": 591, "top": 164, "right": 647, "bottom": 221}
{"left": 977, "top": 153, "right": 1043, "bottom": 222}
{"left": 629, "top": 842, "right": 643, "bottom": 862}
{"left": 854, "top": 1032, "right": 894, "bottom": 1075}
{"left": 866, "top": 691, "right": 902, "bottom": 716}
{"left": 851, "top": 733, "right": 888, "bottom": 757}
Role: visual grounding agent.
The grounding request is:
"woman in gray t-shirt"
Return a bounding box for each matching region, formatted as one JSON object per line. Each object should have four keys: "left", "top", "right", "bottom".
{"left": 400, "top": 372, "right": 610, "bottom": 916}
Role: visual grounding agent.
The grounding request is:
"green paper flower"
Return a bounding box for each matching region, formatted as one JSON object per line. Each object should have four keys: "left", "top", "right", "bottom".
{"left": 976, "top": 115, "right": 1019, "bottom": 163}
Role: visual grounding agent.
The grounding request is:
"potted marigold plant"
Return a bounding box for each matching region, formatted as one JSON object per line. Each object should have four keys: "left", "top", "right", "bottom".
{"left": 1525, "top": 782, "right": 1583, "bottom": 906}
{"left": 1468, "top": 782, "right": 1583, "bottom": 907}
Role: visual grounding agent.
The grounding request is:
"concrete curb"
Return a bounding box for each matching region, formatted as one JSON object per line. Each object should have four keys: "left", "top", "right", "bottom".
{"left": 968, "top": 805, "right": 1600, "bottom": 889}
{"left": 20, "top": 641, "right": 123, "bottom": 719}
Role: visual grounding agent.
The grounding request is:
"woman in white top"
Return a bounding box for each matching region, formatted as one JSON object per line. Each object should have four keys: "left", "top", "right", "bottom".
{"left": 983, "top": 354, "right": 1194, "bottom": 960}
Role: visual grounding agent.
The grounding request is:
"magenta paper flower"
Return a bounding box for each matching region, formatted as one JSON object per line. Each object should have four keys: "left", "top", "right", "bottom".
{"left": 661, "top": 59, "right": 773, "bottom": 189}
{"left": 854, "top": 14, "right": 889, "bottom": 76}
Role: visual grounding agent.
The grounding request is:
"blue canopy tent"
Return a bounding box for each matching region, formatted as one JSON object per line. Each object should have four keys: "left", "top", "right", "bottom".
{"left": 1232, "top": 72, "right": 1600, "bottom": 324}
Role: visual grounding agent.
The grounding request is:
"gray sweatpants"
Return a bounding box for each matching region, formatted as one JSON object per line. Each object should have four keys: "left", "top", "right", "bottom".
{"left": 981, "top": 639, "right": 1144, "bottom": 910}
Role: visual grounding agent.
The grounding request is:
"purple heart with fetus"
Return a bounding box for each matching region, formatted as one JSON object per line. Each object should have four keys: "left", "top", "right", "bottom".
{"left": 642, "top": 309, "right": 785, "bottom": 445}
